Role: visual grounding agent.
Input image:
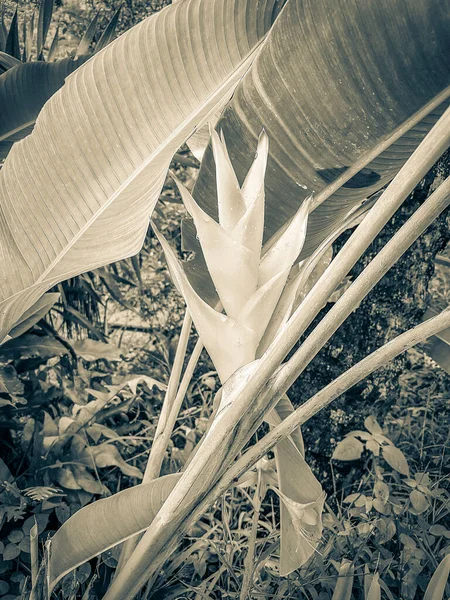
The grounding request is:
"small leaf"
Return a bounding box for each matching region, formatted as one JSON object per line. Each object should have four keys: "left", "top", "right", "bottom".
{"left": 0, "top": 364, "right": 24, "bottom": 396}
{"left": 409, "top": 489, "right": 429, "bottom": 514}
{"left": 3, "top": 543, "right": 20, "bottom": 560}
{"left": 365, "top": 439, "right": 380, "bottom": 456}
{"left": 372, "top": 498, "right": 389, "bottom": 515}
{"left": 364, "top": 415, "right": 382, "bottom": 434}
{"left": 82, "top": 444, "right": 143, "bottom": 479}
{"left": 382, "top": 445, "right": 410, "bottom": 476}
{"left": 429, "top": 525, "right": 449, "bottom": 537}
{"left": 0, "top": 457, "right": 13, "bottom": 483}
{"left": 424, "top": 554, "right": 450, "bottom": 600}
{"left": 373, "top": 480, "right": 389, "bottom": 502}
{"left": 332, "top": 437, "right": 364, "bottom": 461}
{"left": 72, "top": 465, "right": 104, "bottom": 495}
{"left": 57, "top": 468, "right": 81, "bottom": 490}
{"left": 8, "top": 530, "right": 23, "bottom": 544}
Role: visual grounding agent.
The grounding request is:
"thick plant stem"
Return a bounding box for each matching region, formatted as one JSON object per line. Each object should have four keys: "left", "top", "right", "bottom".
{"left": 272, "top": 177, "right": 450, "bottom": 395}
{"left": 104, "top": 107, "right": 450, "bottom": 600}
{"left": 118, "top": 312, "right": 193, "bottom": 570}
{"left": 143, "top": 311, "right": 193, "bottom": 483}
{"left": 116, "top": 308, "right": 450, "bottom": 597}
{"left": 131, "top": 172, "right": 450, "bottom": 592}
{"left": 224, "top": 309, "right": 450, "bottom": 488}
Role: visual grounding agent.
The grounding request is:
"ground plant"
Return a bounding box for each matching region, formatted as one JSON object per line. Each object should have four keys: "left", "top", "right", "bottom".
{"left": 0, "top": 0, "right": 450, "bottom": 599}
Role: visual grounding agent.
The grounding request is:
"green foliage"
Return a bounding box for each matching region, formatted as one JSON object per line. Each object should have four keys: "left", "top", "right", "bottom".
{"left": 0, "top": 330, "right": 173, "bottom": 599}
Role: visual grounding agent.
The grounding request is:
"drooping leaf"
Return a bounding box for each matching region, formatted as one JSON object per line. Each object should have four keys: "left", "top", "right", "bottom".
{"left": 72, "top": 339, "right": 123, "bottom": 362}
{"left": 267, "top": 394, "right": 304, "bottom": 456}
{"left": 0, "top": 0, "right": 280, "bottom": 342}
{"left": 184, "top": 0, "right": 450, "bottom": 301}
{"left": 48, "top": 473, "right": 181, "bottom": 589}
{"left": 273, "top": 431, "right": 324, "bottom": 575}
{"left": 6, "top": 292, "right": 59, "bottom": 340}
{"left": 424, "top": 554, "right": 450, "bottom": 600}
{"left": 422, "top": 305, "right": 450, "bottom": 374}
{"left": 0, "top": 56, "right": 88, "bottom": 161}
{"left": 273, "top": 482, "right": 326, "bottom": 575}
{"left": 81, "top": 443, "right": 143, "bottom": 479}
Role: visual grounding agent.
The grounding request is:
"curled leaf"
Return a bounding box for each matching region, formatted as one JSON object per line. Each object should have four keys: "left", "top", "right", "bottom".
{"left": 272, "top": 484, "right": 326, "bottom": 573}
{"left": 81, "top": 444, "right": 143, "bottom": 479}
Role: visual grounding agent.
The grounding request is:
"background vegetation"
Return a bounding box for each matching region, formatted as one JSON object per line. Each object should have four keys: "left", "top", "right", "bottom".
{"left": 0, "top": 0, "right": 449, "bottom": 598}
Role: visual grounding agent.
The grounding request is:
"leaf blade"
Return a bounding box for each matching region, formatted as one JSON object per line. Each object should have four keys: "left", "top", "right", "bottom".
{"left": 48, "top": 473, "right": 181, "bottom": 589}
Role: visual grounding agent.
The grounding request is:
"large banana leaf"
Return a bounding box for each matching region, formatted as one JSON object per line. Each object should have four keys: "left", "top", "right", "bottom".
{"left": 0, "top": 0, "right": 280, "bottom": 343}
{"left": 0, "top": 57, "right": 88, "bottom": 160}
{"left": 185, "top": 0, "right": 450, "bottom": 300}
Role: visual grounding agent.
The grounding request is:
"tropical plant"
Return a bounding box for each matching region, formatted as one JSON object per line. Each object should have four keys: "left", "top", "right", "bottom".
{"left": 0, "top": 0, "right": 450, "bottom": 598}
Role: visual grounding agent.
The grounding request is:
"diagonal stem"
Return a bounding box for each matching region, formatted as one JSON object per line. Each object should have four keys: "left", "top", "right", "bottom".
{"left": 117, "top": 311, "right": 194, "bottom": 570}
{"left": 116, "top": 308, "right": 450, "bottom": 597}
{"left": 105, "top": 107, "right": 450, "bottom": 600}
{"left": 223, "top": 308, "right": 450, "bottom": 489}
